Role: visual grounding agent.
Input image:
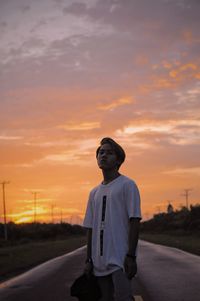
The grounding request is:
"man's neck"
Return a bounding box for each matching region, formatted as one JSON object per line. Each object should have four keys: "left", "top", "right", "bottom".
{"left": 102, "top": 170, "right": 121, "bottom": 185}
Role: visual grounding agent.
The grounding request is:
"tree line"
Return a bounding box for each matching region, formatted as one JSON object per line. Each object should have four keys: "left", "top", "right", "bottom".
{"left": 1, "top": 204, "right": 199, "bottom": 245}
{"left": 140, "top": 204, "right": 200, "bottom": 235}
{"left": 0, "top": 222, "right": 86, "bottom": 245}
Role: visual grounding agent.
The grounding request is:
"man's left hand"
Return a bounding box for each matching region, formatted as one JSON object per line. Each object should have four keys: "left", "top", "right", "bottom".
{"left": 124, "top": 255, "right": 137, "bottom": 279}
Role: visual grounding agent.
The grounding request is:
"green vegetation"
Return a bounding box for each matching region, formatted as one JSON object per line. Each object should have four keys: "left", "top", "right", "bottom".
{"left": 140, "top": 204, "right": 200, "bottom": 256}
{"left": 140, "top": 233, "right": 200, "bottom": 256}
{"left": 0, "top": 236, "right": 86, "bottom": 282}
{"left": 0, "top": 222, "right": 86, "bottom": 282}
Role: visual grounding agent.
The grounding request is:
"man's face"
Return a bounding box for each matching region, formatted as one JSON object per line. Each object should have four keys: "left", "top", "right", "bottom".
{"left": 97, "top": 143, "right": 119, "bottom": 170}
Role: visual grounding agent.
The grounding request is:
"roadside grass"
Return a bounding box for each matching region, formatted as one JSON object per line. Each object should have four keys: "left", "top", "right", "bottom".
{"left": 0, "top": 235, "right": 86, "bottom": 282}
{"left": 140, "top": 233, "right": 200, "bottom": 256}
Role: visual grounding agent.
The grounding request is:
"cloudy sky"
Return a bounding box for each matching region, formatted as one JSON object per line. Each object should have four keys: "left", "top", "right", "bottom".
{"left": 0, "top": 0, "right": 200, "bottom": 223}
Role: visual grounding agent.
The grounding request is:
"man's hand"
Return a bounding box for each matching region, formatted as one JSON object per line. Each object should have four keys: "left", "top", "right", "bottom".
{"left": 84, "top": 261, "right": 93, "bottom": 276}
{"left": 124, "top": 255, "right": 137, "bottom": 279}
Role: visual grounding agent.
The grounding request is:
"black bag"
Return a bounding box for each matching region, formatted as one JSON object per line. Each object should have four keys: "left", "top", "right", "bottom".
{"left": 70, "top": 273, "right": 101, "bottom": 301}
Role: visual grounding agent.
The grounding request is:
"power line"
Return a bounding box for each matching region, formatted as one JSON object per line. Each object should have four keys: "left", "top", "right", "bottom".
{"left": 0, "top": 181, "right": 10, "bottom": 240}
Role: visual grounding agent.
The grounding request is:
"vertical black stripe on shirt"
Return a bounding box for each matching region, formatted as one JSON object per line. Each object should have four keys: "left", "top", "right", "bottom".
{"left": 100, "top": 195, "right": 107, "bottom": 256}
{"left": 101, "top": 195, "right": 107, "bottom": 221}
{"left": 100, "top": 230, "right": 104, "bottom": 256}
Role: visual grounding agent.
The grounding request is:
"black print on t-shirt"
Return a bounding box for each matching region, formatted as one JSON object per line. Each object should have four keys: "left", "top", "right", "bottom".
{"left": 100, "top": 195, "right": 107, "bottom": 256}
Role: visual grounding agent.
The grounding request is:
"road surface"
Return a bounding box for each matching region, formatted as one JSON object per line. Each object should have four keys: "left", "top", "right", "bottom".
{"left": 0, "top": 240, "right": 199, "bottom": 301}
{"left": 137, "top": 240, "right": 200, "bottom": 301}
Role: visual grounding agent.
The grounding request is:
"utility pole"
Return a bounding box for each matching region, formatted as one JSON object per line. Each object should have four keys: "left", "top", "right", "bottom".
{"left": 31, "top": 192, "right": 39, "bottom": 223}
{"left": 167, "top": 200, "right": 174, "bottom": 213}
{"left": 51, "top": 204, "right": 54, "bottom": 224}
{"left": 181, "top": 189, "right": 192, "bottom": 209}
{"left": 0, "top": 181, "right": 10, "bottom": 240}
{"left": 60, "top": 208, "right": 63, "bottom": 224}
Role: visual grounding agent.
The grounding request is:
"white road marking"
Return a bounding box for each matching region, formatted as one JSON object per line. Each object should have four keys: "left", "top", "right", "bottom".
{"left": 134, "top": 296, "right": 143, "bottom": 301}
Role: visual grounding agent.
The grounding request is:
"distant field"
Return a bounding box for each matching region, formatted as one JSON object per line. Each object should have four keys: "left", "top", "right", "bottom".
{"left": 0, "top": 235, "right": 86, "bottom": 282}
{"left": 140, "top": 233, "right": 200, "bottom": 256}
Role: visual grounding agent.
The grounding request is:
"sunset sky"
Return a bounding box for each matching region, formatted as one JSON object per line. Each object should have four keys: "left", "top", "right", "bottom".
{"left": 0, "top": 0, "right": 200, "bottom": 224}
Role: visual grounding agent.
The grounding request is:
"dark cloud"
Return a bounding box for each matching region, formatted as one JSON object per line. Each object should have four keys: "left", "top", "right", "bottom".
{"left": 56, "top": 0, "right": 200, "bottom": 81}
{"left": 62, "top": 0, "right": 200, "bottom": 49}
{"left": 20, "top": 4, "right": 31, "bottom": 13}
{"left": 0, "top": 21, "right": 7, "bottom": 28}
{"left": 63, "top": 2, "right": 87, "bottom": 15}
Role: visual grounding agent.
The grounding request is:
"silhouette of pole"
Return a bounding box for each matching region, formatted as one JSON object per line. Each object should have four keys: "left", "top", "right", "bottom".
{"left": 0, "top": 181, "right": 10, "bottom": 240}
{"left": 60, "top": 208, "right": 63, "bottom": 224}
{"left": 181, "top": 189, "right": 192, "bottom": 209}
{"left": 31, "top": 192, "right": 39, "bottom": 223}
{"left": 51, "top": 204, "right": 54, "bottom": 223}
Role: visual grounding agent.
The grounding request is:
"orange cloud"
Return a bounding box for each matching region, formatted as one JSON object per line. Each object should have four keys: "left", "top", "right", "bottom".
{"left": 98, "top": 96, "right": 133, "bottom": 111}
{"left": 139, "top": 77, "right": 175, "bottom": 93}
{"left": 115, "top": 118, "right": 200, "bottom": 149}
{"left": 169, "top": 63, "right": 199, "bottom": 81}
{"left": 163, "top": 167, "right": 200, "bottom": 177}
{"left": 15, "top": 217, "right": 33, "bottom": 224}
{"left": 0, "top": 135, "right": 23, "bottom": 140}
{"left": 182, "top": 30, "right": 200, "bottom": 44}
{"left": 162, "top": 61, "right": 173, "bottom": 69}
{"left": 58, "top": 121, "right": 100, "bottom": 131}
{"left": 8, "top": 205, "right": 83, "bottom": 224}
{"left": 135, "top": 54, "right": 149, "bottom": 66}
{"left": 8, "top": 206, "right": 47, "bottom": 223}
{"left": 140, "top": 61, "right": 200, "bottom": 93}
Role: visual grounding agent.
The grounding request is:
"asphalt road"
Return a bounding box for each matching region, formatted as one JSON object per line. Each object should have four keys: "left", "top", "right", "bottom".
{"left": 0, "top": 240, "right": 199, "bottom": 301}
{"left": 0, "top": 246, "right": 86, "bottom": 301}
{"left": 137, "top": 240, "right": 200, "bottom": 301}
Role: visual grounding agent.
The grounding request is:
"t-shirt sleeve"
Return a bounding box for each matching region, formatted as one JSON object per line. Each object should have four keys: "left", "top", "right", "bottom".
{"left": 83, "top": 190, "right": 94, "bottom": 228}
{"left": 125, "top": 180, "right": 142, "bottom": 219}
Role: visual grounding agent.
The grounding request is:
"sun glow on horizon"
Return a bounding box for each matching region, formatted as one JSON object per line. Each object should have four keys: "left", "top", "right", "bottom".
{"left": 14, "top": 216, "right": 33, "bottom": 224}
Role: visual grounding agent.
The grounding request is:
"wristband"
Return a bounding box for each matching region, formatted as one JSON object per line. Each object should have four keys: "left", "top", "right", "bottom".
{"left": 85, "top": 258, "right": 93, "bottom": 264}
{"left": 126, "top": 254, "right": 136, "bottom": 260}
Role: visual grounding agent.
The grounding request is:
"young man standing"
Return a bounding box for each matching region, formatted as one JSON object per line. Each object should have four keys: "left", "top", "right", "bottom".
{"left": 83, "top": 137, "right": 142, "bottom": 301}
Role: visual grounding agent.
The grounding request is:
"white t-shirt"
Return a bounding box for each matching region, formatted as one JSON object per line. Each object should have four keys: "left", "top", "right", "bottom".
{"left": 83, "top": 175, "right": 142, "bottom": 276}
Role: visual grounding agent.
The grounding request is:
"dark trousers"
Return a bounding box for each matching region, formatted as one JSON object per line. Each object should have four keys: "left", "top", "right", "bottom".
{"left": 97, "top": 269, "right": 133, "bottom": 301}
